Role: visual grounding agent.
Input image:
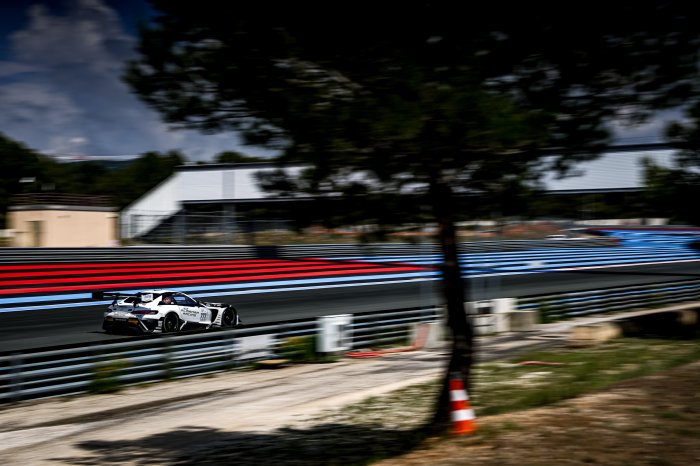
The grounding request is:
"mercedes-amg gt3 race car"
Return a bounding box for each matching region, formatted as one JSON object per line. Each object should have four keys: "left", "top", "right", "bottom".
{"left": 93, "top": 289, "right": 241, "bottom": 334}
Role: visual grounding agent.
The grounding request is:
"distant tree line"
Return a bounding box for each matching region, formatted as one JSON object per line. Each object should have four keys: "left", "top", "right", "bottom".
{"left": 641, "top": 111, "right": 700, "bottom": 226}
{"left": 0, "top": 132, "right": 264, "bottom": 228}
{"left": 3, "top": 129, "right": 699, "bottom": 230}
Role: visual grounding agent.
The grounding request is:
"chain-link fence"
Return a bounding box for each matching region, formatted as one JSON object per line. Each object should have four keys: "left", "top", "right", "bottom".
{"left": 123, "top": 210, "right": 293, "bottom": 245}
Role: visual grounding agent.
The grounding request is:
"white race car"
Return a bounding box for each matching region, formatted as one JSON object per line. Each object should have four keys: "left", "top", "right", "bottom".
{"left": 94, "top": 289, "right": 241, "bottom": 334}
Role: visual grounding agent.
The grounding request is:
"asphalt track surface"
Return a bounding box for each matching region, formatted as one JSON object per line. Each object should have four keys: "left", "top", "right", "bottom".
{"left": 1, "top": 259, "right": 699, "bottom": 354}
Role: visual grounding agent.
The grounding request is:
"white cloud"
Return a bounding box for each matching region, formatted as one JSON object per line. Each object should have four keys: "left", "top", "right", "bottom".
{"left": 0, "top": 0, "right": 676, "bottom": 162}
{"left": 0, "top": 0, "right": 272, "bottom": 161}
{"left": 0, "top": 82, "right": 83, "bottom": 152}
{"left": 0, "top": 60, "right": 39, "bottom": 77}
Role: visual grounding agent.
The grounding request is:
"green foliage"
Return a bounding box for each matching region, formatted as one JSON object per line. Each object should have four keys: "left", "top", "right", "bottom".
{"left": 98, "top": 150, "right": 184, "bottom": 207}
{"left": 473, "top": 337, "right": 700, "bottom": 415}
{"left": 0, "top": 132, "right": 185, "bottom": 227}
{"left": 274, "top": 335, "right": 340, "bottom": 363}
{"left": 639, "top": 95, "right": 700, "bottom": 226}
{"left": 125, "top": 2, "right": 700, "bottom": 426}
{"left": 215, "top": 151, "right": 265, "bottom": 164}
{"left": 89, "top": 358, "right": 132, "bottom": 394}
{"left": 537, "top": 300, "right": 561, "bottom": 324}
{"left": 125, "top": 2, "right": 700, "bottom": 231}
{"left": 316, "top": 337, "right": 700, "bottom": 429}
{"left": 275, "top": 336, "right": 317, "bottom": 362}
{"left": 642, "top": 156, "right": 700, "bottom": 225}
{"left": 0, "top": 133, "right": 40, "bottom": 226}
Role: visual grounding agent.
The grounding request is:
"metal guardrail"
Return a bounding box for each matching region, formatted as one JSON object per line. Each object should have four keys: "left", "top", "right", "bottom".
{"left": 0, "top": 307, "right": 442, "bottom": 404}
{"left": 458, "top": 238, "right": 617, "bottom": 253}
{"left": 280, "top": 239, "right": 616, "bottom": 257}
{"left": 0, "top": 239, "right": 615, "bottom": 264}
{"left": 0, "top": 246, "right": 257, "bottom": 263}
{"left": 2, "top": 277, "right": 700, "bottom": 404}
{"left": 517, "top": 279, "right": 700, "bottom": 320}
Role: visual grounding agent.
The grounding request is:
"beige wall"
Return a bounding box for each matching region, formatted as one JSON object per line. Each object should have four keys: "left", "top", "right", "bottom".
{"left": 9, "top": 209, "right": 118, "bottom": 247}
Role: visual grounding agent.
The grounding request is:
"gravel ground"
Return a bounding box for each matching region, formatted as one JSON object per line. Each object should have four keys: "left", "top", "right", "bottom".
{"left": 375, "top": 360, "right": 700, "bottom": 466}
{"left": 1, "top": 311, "right": 697, "bottom": 466}
{"left": 150, "top": 358, "right": 700, "bottom": 466}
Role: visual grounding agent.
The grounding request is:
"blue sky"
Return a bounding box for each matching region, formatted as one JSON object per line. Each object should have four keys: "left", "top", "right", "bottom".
{"left": 0, "top": 0, "right": 680, "bottom": 164}
{"left": 0, "top": 0, "right": 273, "bottom": 162}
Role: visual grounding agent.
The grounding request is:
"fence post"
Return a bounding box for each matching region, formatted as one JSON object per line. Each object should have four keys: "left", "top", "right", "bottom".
{"left": 9, "top": 353, "right": 23, "bottom": 402}
{"left": 175, "top": 210, "right": 187, "bottom": 245}
{"left": 227, "top": 330, "right": 238, "bottom": 369}
{"left": 162, "top": 336, "right": 174, "bottom": 380}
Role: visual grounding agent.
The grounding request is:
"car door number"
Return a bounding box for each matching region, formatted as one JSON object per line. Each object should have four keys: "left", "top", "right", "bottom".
{"left": 180, "top": 306, "right": 209, "bottom": 323}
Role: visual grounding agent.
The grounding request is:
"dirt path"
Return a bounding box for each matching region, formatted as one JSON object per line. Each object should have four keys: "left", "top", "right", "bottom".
{"left": 377, "top": 360, "right": 700, "bottom": 466}
{"left": 1, "top": 333, "right": 697, "bottom": 465}
{"left": 0, "top": 351, "right": 445, "bottom": 465}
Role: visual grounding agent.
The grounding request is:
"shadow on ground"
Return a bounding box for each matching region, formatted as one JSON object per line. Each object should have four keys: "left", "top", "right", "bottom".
{"left": 56, "top": 424, "right": 428, "bottom": 466}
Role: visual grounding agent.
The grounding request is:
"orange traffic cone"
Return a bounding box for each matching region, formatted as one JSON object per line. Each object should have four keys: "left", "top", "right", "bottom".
{"left": 449, "top": 372, "right": 477, "bottom": 434}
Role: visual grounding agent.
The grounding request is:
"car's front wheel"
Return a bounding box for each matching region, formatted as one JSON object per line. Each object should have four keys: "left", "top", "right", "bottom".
{"left": 221, "top": 306, "right": 239, "bottom": 328}
{"left": 162, "top": 312, "right": 180, "bottom": 333}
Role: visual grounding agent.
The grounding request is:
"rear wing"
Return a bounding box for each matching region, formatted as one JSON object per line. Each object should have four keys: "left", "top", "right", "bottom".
{"left": 91, "top": 291, "right": 137, "bottom": 301}
{"left": 91, "top": 291, "right": 164, "bottom": 305}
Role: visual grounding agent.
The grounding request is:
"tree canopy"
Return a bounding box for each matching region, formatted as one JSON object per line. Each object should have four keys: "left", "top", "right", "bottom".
{"left": 0, "top": 133, "right": 41, "bottom": 227}
{"left": 214, "top": 151, "right": 265, "bottom": 164}
{"left": 125, "top": 0, "right": 700, "bottom": 430}
{"left": 0, "top": 132, "right": 186, "bottom": 228}
{"left": 642, "top": 105, "right": 700, "bottom": 225}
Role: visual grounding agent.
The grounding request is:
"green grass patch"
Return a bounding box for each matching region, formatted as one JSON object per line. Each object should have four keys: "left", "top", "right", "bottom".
{"left": 672, "top": 427, "right": 700, "bottom": 437}
{"left": 656, "top": 410, "right": 693, "bottom": 421}
{"left": 474, "top": 338, "right": 700, "bottom": 415}
{"left": 89, "top": 358, "right": 132, "bottom": 394}
{"left": 314, "top": 337, "right": 700, "bottom": 429}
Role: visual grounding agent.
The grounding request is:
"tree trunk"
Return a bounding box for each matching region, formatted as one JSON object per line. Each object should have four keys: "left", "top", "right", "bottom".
{"left": 428, "top": 176, "right": 475, "bottom": 431}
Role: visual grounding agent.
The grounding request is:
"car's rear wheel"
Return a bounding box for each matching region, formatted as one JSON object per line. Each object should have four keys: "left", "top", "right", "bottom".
{"left": 221, "top": 307, "right": 239, "bottom": 328}
{"left": 162, "top": 312, "right": 180, "bottom": 333}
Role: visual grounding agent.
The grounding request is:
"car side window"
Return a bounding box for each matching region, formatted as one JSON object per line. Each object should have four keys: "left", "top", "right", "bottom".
{"left": 173, "top": 294, "right": 197, "bottom": 306}
{"left": 161, "top": 295, "right": 175, "bottom": 305}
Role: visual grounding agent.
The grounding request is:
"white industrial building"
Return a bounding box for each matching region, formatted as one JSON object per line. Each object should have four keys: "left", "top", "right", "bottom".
{"left": 121, "top": 163, "right": 306, "bottom": 240}
{"left": 120, "top": 144, "right": 677, "bottom": 242}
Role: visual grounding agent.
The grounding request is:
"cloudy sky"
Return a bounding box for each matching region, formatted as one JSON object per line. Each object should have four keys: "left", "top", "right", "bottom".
{"left": 0, "top": 0, "right": 678, "bottom": 164}
{"left": 0, "top": 0, "right": 276, "bottom": 162}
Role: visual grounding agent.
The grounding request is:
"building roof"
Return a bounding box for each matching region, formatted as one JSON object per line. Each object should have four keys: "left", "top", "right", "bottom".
{"left": 120, "top": 144, "right": 681, "bottom": 238}
{"left": 541, "top": 145, "right": 676, "bottom": 194}
{"left": 10, "top": 193, "right": 116, "bottom": 212}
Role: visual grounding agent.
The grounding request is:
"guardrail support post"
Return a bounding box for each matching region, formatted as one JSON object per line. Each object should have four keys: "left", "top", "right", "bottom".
{"left": 162, "top": 336, "right": 174, "bottom": 379}
{"left": 9, "top": 353, "right": 23, "bottom": 402}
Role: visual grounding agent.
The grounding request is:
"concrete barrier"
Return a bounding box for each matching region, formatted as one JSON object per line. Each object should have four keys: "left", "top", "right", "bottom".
{"left": 569, "top": 322, "right": 623, "bottom": 347}
{"left": 410, "top": 321, "right": 444, "bottom": 349}
{"left": 508, "top": 310, "right": 539, "bottom": 331}
{"left": 467, "top": 298, "right": 537, "bottom": 334}
{"left": 677, "top": 309, "right": 698, "bottom": 326}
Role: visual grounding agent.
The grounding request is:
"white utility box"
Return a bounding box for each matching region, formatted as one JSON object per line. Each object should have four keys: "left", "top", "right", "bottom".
{"left": 317, "top": 314, "right": 353, "bottom": 353}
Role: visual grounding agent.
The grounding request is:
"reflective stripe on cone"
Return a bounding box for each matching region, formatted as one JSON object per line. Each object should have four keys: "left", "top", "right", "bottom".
{"left": 449, "top": 373, "right": 477, "bottom": 434}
